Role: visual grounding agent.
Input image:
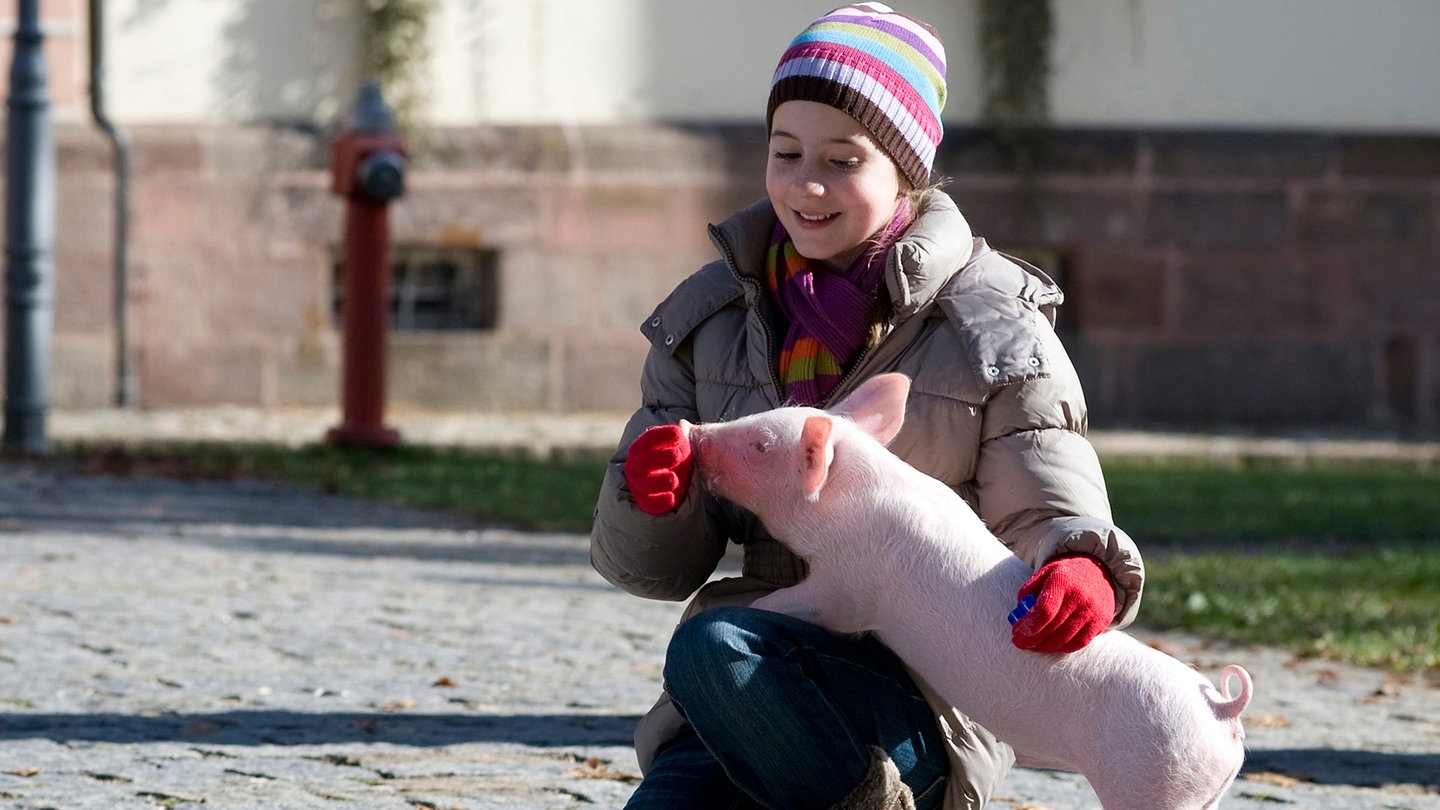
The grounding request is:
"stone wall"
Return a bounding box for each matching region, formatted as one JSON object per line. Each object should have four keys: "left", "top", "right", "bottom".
{"left": 34, "top": 123, "right": 763, "bottom": 414}
{"left": 943, "top": 129, "right": 1440, "bottom": 435}
{"left": 11, "top": 123, "right": 1440, "bottom": 435}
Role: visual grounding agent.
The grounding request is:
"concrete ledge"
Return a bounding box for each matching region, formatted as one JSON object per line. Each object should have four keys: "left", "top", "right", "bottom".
{"left": 45, "top": 408, "right": 1440, "bottom": 467}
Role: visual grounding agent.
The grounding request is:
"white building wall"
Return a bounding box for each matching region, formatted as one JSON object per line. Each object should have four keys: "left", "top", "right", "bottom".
{"left": 1051, "top": 0, "right": 1440, "bottom": 133}
{"left": 104, "top": 0, "right": 359, "bottom": 125}
{"left": 100, "top": 0, "right": 1440, "bottom": 133}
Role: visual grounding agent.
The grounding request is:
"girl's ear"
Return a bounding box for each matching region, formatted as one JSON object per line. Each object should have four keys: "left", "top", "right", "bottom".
{"left": 831, "top": 373, "right": 909, "bottom": 446}
{"left": 800, "top": 415, "right": 835, "bottom": 502}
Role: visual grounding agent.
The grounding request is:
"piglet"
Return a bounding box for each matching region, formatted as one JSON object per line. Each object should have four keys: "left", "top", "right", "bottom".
{"left": 683, "top": 373, "right": 1252, "bottom": 810}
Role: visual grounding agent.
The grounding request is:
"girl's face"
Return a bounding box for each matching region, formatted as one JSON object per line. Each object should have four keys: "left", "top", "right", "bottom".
{"left": 766, "top": 100, "right": 906, "bottom": 272}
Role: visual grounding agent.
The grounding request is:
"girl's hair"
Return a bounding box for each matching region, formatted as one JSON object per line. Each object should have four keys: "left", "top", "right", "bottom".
{"left": 860, "top": 181, "right": 946, "bottom": 267}
{"left": 860, "top": 182, "right": 946, "bottom": 347}
{"left": 907, "top": 177, "right": 949, "bottom": 207}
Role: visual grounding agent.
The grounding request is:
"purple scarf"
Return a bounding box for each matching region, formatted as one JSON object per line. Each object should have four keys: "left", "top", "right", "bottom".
{"left": 766, "top": 200, "right": 914, "bottom": 406}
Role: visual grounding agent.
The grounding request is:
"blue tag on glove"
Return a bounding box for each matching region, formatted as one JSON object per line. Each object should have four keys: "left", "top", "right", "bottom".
{"left": 1008, "top": 594, "right": 1037, "bottom": 626}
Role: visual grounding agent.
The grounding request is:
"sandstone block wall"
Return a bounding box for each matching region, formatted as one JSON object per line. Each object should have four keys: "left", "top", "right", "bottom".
{"left": 8, "top": 123, "right": 1438, "bottom": 436}
{"left": 944, "top": 130, "right": 1439, "bottom": 435}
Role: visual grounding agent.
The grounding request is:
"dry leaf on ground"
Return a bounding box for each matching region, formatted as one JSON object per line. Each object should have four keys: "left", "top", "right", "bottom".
{"left": 562, "top": 756, "right": 642, "bottom": 783}
{"left": 1246, "top": 713, "right": 1292, "bottom": 729}
{"left": 1246, "top": 771, "right": 1303, "bottom": 787}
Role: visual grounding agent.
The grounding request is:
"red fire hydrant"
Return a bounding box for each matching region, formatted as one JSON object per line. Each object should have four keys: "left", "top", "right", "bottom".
{"left": 327, "top": 81, "right": 406, "bottom": 447}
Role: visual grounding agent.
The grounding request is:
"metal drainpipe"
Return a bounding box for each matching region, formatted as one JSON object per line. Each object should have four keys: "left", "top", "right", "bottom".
{"left": 88, "top": 0, "right": 134, "bottom": 407}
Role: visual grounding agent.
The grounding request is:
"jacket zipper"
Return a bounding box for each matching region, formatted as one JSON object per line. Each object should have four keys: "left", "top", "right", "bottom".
{"left": 710, "top": 223, "right": 785, "bottom": 406}
{"left": 820, "top": 312, "right": 895, "bottom": 408}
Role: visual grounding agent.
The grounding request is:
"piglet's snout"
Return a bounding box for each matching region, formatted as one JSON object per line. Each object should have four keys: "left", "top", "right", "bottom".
{"left": 678, "top": 420, "right": 701, "bottom": 462}
{"left": 679, "top": 421, "right": 718, "bottom": 491}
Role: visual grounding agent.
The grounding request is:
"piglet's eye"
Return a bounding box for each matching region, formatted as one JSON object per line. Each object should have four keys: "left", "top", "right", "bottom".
{"left": 753, "top": 440, "right": 771, "bottom": 454}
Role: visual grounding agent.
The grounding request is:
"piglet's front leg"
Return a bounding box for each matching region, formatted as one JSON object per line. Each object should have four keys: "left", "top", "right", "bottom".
{"left": 750, "top": 582, "right": 823, "bottom": 623}
{"left": 751, "top": 577, "right": 868, "bottom": 635}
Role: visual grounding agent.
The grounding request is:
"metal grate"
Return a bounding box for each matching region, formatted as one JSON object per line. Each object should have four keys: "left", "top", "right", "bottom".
{"left": 332, "top": 245, "right": 500, "bottom": 331}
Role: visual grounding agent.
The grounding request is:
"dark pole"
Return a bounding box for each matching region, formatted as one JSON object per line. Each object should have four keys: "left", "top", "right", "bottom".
{"left": 3, "top": 0, "right": 56, "bottom": 455}
{"left": 89, "top": 0, "right": 134, "bottom": 407}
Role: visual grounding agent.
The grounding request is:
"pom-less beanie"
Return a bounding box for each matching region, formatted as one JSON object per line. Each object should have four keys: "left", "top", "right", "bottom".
{"left": 768, "top": 3, "right": 947, "bottom": 190}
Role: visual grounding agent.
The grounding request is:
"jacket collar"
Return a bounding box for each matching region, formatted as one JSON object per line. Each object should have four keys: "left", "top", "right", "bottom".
{"left": 708, "top": 192, "right": 977, "bottom": 321}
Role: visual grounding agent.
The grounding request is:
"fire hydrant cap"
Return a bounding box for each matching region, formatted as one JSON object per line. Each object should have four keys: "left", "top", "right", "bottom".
{"left": 357, "top": 151, "right": 406, "bottom": 201}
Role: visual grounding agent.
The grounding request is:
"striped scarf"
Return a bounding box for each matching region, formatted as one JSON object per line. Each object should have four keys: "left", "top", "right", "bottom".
{"left": 765, "top": 200, "right": 913, "bottom": 406}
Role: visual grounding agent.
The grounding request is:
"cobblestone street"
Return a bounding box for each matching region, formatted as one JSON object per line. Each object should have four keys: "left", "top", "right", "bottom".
{"left": 1, "top": 413, "right": 1438, "bottom": 808}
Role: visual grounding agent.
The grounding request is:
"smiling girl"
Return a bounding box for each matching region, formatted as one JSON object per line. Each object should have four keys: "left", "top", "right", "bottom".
{"left": 592, "top": 5, "right": 1145, "bottom": 809}
{"left": 767, "top": 101, "right": 906, "bottom": 271}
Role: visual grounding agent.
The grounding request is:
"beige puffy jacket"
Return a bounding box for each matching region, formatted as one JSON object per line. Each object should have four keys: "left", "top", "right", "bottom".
{"left": 590, "top": 191, "right": 1144, "bottom": 810}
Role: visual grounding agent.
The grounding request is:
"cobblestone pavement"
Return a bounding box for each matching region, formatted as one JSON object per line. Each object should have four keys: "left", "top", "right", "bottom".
{"left": 0, "top": 410, "right": 1436, "bottom": 809}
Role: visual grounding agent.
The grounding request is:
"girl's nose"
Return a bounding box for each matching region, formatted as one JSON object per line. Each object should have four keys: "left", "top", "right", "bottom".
{"left": 795, "top": 169, "right": 825, "bottom": 197}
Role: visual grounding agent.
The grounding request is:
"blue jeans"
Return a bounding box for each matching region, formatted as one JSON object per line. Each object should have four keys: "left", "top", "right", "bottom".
{"left": 625, "top": 607, "right": 949, "bottom": 809}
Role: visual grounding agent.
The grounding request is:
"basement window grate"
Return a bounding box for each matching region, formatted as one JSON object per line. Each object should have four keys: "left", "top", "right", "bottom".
{"left": 332, "top": 245, "right": 500, "bottom": 331}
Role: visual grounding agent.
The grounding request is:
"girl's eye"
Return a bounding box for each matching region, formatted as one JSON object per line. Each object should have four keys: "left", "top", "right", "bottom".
{"left": 772, "top": 151, "right": 800, "bottom": 162}
{"left": 832, "top": 157, "right": 862, "bottom": 170}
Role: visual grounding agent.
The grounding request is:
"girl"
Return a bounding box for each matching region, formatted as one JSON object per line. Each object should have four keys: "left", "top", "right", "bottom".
{"left": 591, "top": 5, "right": 1144, "bottom": 808}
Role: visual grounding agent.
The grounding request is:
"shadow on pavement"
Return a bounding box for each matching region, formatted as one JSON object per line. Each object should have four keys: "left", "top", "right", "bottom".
{"left": 0, "top": 711, "right": 639, "bottom": 748}
{"left": 5, "top": 516, "right": 595, "bottom": 567}
{"left": 9, "top": 714, "right": 1437, "bottom": 792}
{"left": 182, "top": 530, "right": 596, "bottom": 568}
{"left": 1245, "top": 748, "right": 1440, "bottom": 790}
{"left": 0, "top": 471, "right": 473, "bottom": 534}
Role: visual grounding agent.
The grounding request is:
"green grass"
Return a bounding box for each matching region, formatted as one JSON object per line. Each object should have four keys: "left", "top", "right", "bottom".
{"left": 59, "top": 441, "right": 611, "bottom": 533}
{"left": 1140, "top": 547, "right": 1440, "bottom": 674}
{"left": 1104, "top": 461, "right": 1440, "bottom": 544}
{"left": 48, "top": 442, "right": 1440, "bottom": 674}
{"left": 1105, "top": 460, "right": 1440, "bottom": 675}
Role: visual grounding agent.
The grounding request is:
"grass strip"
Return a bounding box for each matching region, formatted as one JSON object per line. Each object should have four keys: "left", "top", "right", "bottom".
{"left": 1140, "top": 547, "right": 1440, "bottom": 673}
{"left": 60, "top": 441, "right": 610, "bottom": 533}
{"left": 1105, "top": 460, "right": 1440, "bottom": 544}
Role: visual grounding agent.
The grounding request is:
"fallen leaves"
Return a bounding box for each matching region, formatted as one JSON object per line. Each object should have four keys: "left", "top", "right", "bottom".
{"left": 1245, "top": 771, "right": 1303, "bottom": 787}
{"left": 1143, "top": 637, "right": 1181, "bottom": 657}
{"left": 1245, "top": 713, "right": 1292, "bottom": 729}
{"left": 561, "top": 755, "right": 640, "bottom": 784}
{"left": 1358, "top": 673, "right": 1412, "bottom": 703}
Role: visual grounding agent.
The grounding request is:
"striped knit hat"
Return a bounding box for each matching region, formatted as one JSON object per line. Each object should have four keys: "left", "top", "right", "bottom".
{"left": 768, "top": 3, "right": 947, "bottom": 190}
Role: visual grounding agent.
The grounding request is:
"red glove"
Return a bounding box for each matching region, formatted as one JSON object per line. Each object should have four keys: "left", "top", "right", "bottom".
{"left": 623, "top": 424, "right": 693, "bottom": 516}
{"left": 1010, "top": 554, "right": 1116, "bottom": 654}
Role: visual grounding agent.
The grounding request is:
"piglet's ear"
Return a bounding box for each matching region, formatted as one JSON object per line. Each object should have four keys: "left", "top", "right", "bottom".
{"left": 800, "top": 415, "right": 835, "bottom": 502}
{"left": 831, "top": 373, "right": 909, "bottom": 446}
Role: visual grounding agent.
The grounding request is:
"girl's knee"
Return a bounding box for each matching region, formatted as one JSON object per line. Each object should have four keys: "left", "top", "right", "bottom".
{"left": 664, "top": 607, "right": 777, "bottom": 703}
{"left": 667, "top": 606, "right": 753, "bottom": 664}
